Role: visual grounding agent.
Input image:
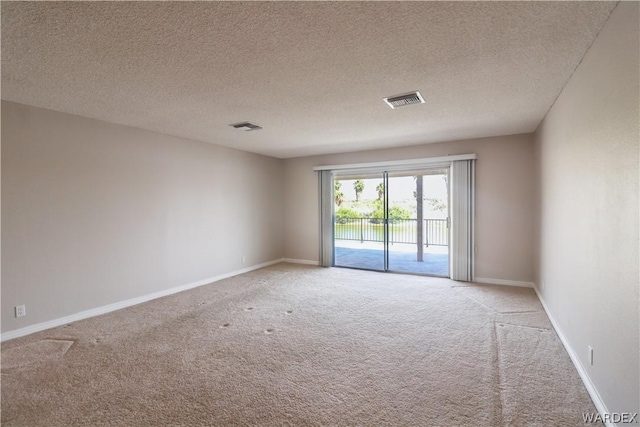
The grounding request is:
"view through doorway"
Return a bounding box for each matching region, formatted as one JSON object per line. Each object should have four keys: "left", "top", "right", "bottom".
{"left": 333, "top": 168, "right": 449, "bottom": 276}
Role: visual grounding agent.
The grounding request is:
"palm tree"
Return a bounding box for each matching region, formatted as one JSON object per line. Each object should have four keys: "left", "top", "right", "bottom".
{"left": 334, "top": 181, "right": 344, "bottom": 206}
{"left": 376, "top": 182, "right": 385, "bottom": 200}
{"left": 353, "top": 179, "right": 364, "bottom": 202}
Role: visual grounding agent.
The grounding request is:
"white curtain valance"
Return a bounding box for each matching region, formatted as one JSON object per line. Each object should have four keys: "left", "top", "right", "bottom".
{"left": 313, "top": 154, "right": 476, "bottom": 172}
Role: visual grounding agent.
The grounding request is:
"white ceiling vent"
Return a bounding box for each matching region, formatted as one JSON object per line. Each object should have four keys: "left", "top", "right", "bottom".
{"left": 230, "top": 122, "right": 262, "bottom": 131}
{"left": 383, "top": 91, "right": 425, "bottom": 109}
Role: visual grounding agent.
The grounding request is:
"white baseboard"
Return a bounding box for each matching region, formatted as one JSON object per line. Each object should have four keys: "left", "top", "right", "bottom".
{"left": 533, "top": 288, "right": 613, "bottom": 427}
{"left": 1, "top": 258, "right": 282, "bottom": 342}
{"left": 474, "top": 277, "right": 534, "bottom": 288}
{"left": 281, "top": 258, "right": 320, "bottom": 266}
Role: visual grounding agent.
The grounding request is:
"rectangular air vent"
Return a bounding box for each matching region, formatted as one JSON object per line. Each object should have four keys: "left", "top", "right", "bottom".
{"left": 383, "top": 91, "right": 425, "bottom": 109}
{"left": 230, "top": 122, "right": 262, "bottom": 131}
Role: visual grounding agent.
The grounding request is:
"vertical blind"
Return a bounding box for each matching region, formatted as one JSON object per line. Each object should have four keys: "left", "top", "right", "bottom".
{"left": 449, "top": 159, "right": 475, "bottom": 281}
{"left": 319, "top": 170, "right": 334, "bottom": 267}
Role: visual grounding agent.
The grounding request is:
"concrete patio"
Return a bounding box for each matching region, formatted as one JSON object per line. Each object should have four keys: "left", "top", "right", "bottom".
{"left": 334, "top": 241, "right": 449, "bottom": 276}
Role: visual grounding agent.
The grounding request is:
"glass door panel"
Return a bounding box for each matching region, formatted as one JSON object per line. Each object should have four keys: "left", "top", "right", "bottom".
{"left": 333, "top": 173, "right": 386, "bottom": 271}
{"left": 386, "top": 169, "right": 449, "bottom": 276}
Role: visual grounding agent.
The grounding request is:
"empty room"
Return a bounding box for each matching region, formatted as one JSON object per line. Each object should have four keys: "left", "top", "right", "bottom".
{"left": 1, "top": 2, "right": 638, "bottom": 426}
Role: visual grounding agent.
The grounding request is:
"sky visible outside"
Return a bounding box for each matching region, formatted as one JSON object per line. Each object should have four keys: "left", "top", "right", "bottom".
{"left": 337, "top": 174, "right": 448, "bottom": 218}
{"left": 338, "top": 176, "right": 447, "bottom": 202}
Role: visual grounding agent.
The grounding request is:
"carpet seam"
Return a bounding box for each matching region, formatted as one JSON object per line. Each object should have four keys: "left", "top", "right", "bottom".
{"left": 492, "top": 320, "right": 506, "bottom": 426}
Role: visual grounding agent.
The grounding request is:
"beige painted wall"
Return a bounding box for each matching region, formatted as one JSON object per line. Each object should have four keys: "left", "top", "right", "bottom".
{"left": 1, "top": 101, "right": 284, "bottom": 333}
{"left": 534, "top": 1, "right": 639, "bottom": 416}
{"left": 283, "top": 133, "right": 536, "bottom": 283}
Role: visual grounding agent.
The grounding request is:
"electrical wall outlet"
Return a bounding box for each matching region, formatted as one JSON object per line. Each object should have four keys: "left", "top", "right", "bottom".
{"left": 588, "top": 346, "right": 594, "bottom": 366}
{"left": 242, "top": 256, "right": 246, "bottom": 264}
{"left": 15, "top": 305, "right": 26, "bottom": 318}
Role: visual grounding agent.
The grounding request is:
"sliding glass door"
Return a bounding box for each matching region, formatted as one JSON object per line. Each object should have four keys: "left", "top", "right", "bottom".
{"left": 333, "top": 173, "right": 386, "bottom": 271}
{"left": 332, "top": 168, "right": 450, "bottom": 277}
{"left": 386, "top": 170, "right": 449, "bottom": 276}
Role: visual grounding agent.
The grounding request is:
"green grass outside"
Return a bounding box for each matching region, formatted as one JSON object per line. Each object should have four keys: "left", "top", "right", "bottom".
{"left": 334, "top": 220, "right": 447, "bottom": 245}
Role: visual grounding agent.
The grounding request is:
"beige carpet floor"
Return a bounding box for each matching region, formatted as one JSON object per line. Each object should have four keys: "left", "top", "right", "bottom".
{"left": 1, "top": 263, "right": 596, "bottom": 426}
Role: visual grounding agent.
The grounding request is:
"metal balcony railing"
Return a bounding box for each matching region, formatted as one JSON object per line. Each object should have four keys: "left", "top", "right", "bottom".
{"left": 334, "top": 217, "right": 449, "bottom": 246}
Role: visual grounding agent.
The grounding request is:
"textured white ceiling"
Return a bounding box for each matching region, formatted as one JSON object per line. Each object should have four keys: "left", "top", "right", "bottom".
{"left": 1, "top": 2, "right": 617, "bottom": 158}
